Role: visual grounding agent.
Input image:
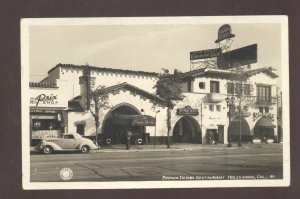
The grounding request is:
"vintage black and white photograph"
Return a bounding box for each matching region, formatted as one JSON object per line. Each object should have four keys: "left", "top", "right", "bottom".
{"left": 21, "top": 16, "right": 290, "bottom": 189}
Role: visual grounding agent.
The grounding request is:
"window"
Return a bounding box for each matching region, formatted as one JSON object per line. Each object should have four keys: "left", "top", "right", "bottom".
{"left": 265, "top": 107, "right": 269, "bottom": 113}
{"left": 227, "top": 82, "right": 234, "bottom": 94}
{"left": 257, "top": 85, "right": 271, "bottom": 103}
{"left": 244, "top": 84, "right": 251, "bottom": 95}
{"left": 64, "top": 135, "right": 75, "bottom": 139}
{"left": 76, "top": 124, "right": 85, "bottom": 135}
{"left": 259, "top": 107, "right": 264, "bottom": 113}
{"left": 235, "top": 83, "right": 242, "bottom": 95}
{"left": 216, "top": 105, "right": 221, "bottom": 112}
{"left": 32, "top": 119, "right": 59, "bottom": 130}
{"left": 199, "top": 82, "right": 205, "bottom": 89}
{"left": 209, "top": 105, "right": 214, "bottom": 111}
{"left": 210, "top": 81, "right": 220, "bottom": 93}
{"left": 187, "top": 80, "right": 192, "bottom": 92}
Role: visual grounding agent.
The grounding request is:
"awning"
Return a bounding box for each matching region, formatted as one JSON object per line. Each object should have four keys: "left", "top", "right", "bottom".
{"left": 110, "top": 114, "right": 156, "bottom": 126}
{"left": 255, "top": 117, "right": 276, "bottom": 128}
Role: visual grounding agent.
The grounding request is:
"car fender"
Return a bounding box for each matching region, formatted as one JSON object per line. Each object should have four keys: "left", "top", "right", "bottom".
{"left": 79, "top": 141, "right": 98, "bottom": 150}
{"left": 41, "top": 141, "right": 63, "bottom": 151}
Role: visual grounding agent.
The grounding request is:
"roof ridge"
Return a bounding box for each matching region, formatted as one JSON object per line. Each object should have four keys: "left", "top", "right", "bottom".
{"left": 48, "top": 63, "right": 159, "bottom": 76}
{"left": 102, "top": 82, "right": 167, "bottom": 104}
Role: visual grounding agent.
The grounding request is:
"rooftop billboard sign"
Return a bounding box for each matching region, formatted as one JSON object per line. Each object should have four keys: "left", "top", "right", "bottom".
{"left": 218, "top": 44, "right": 257, "bottom": 69}
{"left": 190, "top": 48, "right": 222, "bottom": 60}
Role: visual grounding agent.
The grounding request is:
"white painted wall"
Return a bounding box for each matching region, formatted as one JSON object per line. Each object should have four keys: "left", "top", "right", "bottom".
{"left": 66, "top": 89, "right": 168, "bottom": 137}
{"left": 57, "top": 66, "right": 158, "bottom": 99}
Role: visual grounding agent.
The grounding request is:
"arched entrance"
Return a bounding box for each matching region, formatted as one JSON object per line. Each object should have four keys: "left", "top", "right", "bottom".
{"left": 172, "top": 116, "right": 202, "bottom": 144}
{"left": 228, "top": 118, "right": 251, "bottom": 142}
{"left": 101, "top": 103, "right": 144, "bottom": 145}
{"left": 254, "top": 117, "right": 275, "bottom": 140}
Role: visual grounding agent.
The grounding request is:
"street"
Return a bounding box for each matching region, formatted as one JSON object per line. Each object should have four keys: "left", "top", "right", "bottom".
{"left": 30, "top": 143, "right": 283, "bottom": 182}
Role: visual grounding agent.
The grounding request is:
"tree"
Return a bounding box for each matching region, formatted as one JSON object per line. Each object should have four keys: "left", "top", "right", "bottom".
{"left": 227, "top": 64, "right": 253, "bottom": 146}
{"left": 89, "top": 85, "right": 110, "bottom": 146}
{"left": 155, "top": 69, "right": 184, "bottom": 148}
{"left": 82, "top": 65, "right": 110, "bottom": 146}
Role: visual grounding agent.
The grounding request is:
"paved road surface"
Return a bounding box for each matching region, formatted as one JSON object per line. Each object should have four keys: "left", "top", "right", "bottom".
{"left": 30, "top": 144, "right": 283, "bottom": 182}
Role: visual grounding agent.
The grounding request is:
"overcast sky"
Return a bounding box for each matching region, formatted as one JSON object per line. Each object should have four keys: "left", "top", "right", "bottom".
{"left": 29, "top": 22, "right": 282, "bottom": 85}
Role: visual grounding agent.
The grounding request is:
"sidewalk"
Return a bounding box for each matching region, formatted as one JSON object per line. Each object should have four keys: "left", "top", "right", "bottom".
{"left": 92, "top": 143, "right": 263, "bottom": 153}
{"left": 30, "top": 142, "right": 281, "bottom": 153}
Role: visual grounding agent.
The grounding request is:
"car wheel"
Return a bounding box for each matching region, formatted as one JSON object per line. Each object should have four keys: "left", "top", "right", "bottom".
{"left": 137, "top": 138, "right": 143, "bottom": 145}
{"left": 81, "top": 145, "right": 90, "bottom": 153}
{"left": 43, "top": 146, "right": 53, "bottom": 154}
{"left": 106, "top": 138, "right": 112, "bottom": 145}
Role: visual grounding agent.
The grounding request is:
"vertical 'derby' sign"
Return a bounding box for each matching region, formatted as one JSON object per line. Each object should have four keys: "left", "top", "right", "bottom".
{"left": 215, "top": 24, "right": 235, "bottom": 43}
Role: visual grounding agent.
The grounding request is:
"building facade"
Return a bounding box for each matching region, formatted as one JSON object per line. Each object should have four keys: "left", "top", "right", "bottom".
{"left": 29, "top": 63, "right": 279, "bottom": 146}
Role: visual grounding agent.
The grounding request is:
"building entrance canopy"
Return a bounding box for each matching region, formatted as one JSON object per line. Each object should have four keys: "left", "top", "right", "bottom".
{"left": 255, "top": 117, "right": 276, "bottom": 128}
{"left": 110, "top": 114, "right": 156, "bottom": 126}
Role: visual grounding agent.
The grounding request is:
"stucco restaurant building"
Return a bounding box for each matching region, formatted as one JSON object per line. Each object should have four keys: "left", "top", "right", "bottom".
{"left": 29, "top": 63, "right": 280, "bottom": 146}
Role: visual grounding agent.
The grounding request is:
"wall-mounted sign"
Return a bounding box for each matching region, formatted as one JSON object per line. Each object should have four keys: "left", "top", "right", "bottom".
{"left": 31, "top": 130, "right": 60, "bottom": 139}
{"left": 215, "top": 24, "right": 235, "bottom": 43}
{"left": 132, "top": 115, "right": 156, "bottom": 126}
{"left": 177, "top": 106, "right": 199, "bottom": 116}
{"left": 30, "top": 109, "right": 61, "bottom": 114}
{"left": 190, "top": 48, "right": 222, "bottom": 60}
{"left": 253, "top": 112, "right": 275, "bottom": 121}
{"left": 231, "top": 111, "right": 251, "bottom": 118}
{"left": 30, "top": 94, "right": 59, "bottom": 107}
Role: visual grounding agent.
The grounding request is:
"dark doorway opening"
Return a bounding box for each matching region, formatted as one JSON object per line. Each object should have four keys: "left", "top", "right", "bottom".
{"left": 228, "top": 118, "right": 251, "bottom": 142}
{"left": 172, "top": 116, "right": 202, "bottom": 144}
{"left": 101, "top": 104, "right": 144, "bottom": 145}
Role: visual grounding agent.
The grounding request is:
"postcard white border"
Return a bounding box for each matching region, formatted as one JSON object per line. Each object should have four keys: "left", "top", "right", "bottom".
{"left": 21, "top": 16, "right": 290, "bottom": 189}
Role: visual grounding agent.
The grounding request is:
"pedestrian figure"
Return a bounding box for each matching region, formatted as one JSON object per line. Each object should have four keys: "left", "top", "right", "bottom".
{"left": 213, "top": 130, "right": 219, "bottom": 145}
{"left": 126, "top": 130, "right": 132, "bottom": 150}
{"left": 206, "top": 131, "right": 213, "bottom": 145}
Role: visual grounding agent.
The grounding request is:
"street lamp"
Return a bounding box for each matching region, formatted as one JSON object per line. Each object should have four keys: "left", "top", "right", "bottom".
{"left": 154, "top": 110, "right": 160, "bottom": 149}
{"left": 225, "top": 96, "right": 235, "bottom": 147}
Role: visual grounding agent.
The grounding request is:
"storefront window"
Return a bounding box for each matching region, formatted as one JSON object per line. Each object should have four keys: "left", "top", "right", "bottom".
{"left": 32, "top": 119, "right": 59, "bottom": 130}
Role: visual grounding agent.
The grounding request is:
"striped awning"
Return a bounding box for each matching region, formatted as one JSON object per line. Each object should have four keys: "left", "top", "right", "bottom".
{"left": 255, "top": 117, "right": 276, "bottom": 128}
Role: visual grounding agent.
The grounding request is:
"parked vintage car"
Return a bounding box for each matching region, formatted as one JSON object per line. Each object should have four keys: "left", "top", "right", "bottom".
{"left": 36, "top": 133, "right": 99, "bottom": 154}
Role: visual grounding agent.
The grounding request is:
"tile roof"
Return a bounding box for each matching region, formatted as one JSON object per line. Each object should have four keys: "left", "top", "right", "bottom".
{"left": 48, "top": 63, "right": 159, "bottom": 77}
{"left": 99, "top": 82, "right": 168, "bottom": 106}
{"left": 69, "top": 82, "right": 168, "bottom": 108}
{"left": 29, "top": 82, "right": 58, "bottom": 88}
{"left": 177, "top": 67, "right": 278, "bottom": 80}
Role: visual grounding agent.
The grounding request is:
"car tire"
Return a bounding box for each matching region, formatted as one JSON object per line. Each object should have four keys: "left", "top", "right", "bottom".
{"left": 106, "top": 138, "right": 112, "bottom": 145}
{"left": 81, "top": 145, "right": 90, "bottom": 153}
{"left": 43, "top": 145, "right": 53, "bottom": 154}
{"left": 137, "top": 138, "right": 143, "bottom": 145}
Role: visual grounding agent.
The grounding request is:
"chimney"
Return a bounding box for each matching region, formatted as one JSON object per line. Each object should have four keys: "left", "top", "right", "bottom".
{"left": 79, "top": 65, "right": 95, "bottom": 110}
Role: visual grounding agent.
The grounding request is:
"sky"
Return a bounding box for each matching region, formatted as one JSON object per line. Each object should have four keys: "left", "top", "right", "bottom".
{"left": 29, "top": 21, "right": 282, "bottom": 86}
